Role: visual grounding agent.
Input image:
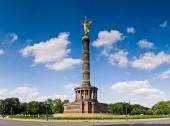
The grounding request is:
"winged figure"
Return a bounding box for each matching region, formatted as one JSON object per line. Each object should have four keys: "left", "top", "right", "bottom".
{"left": 81, "top": 16, "right": 92, "bottom": 35}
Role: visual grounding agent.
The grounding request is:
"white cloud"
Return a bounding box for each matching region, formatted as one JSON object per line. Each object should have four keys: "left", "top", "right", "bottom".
{"left": 20, "top": 32, "right": 81, "bottom": 71}
{"left": 110, "top": 80, "right": 166, "bottom": 107}
{"left": 0, "top": 88, "right": 8, "bottom": 97}
{"left": 108, "top": 50, "right": 128, "bottom": 67}
{"left": 0, "top": 86, "right": 75, "bottom": 102}
{"left": 0, "top": 49, "right": 4, "bottom": 56}
{"left": 30, "top": 83, "right": 80, "bottom": 102}
{"left": 126, "top": 27, "right": 135, "bottom": 33}
{"left": 11, "top": 86, "right": 39, "bottom": 98}
{"left": 36, "top": 94, "right": 74, "bottom": 102}
{"left": 101, "top": 46, "right": 113, "bottom": 56}
{"left": 0, "top": 86, "right": 39, "bottom": 102}
{"left": 132, "top": 88, "right": 165, "bottom": 96}
{"left": 111, "top": 80, "right": 150, "bottom": 93}
{"left": 46, "top": 58, "right": 81, "bottom": 71}
{"left": 158, "top": 68, "right": 170, "bottom": 79}
{"left": 64, "top": 83, "right": 80, "bottom": 91}
{"left": 160, "top": 20, "right": 168, "bottom": 28}
{"left": 130, "top": 52, "right": 170, "bottom": 70}
{"left": 21, "top": 33, "right": 70, "bottom": 63}
{"left": 137, "top": 39, "right": 154, "bottom": 49}
{"left": 92, "top": 30, "right": 124, "bottom": 48}
{"left": 8, "top": 33, "right": 18, "bottom": 42}
{"left": 92, "top": 29, "right": 126, "bottom": 68}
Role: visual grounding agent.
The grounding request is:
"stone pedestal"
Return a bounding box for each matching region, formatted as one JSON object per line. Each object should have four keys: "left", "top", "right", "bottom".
{"left": 64, "top": 101, "right": 108, "bottom": 113}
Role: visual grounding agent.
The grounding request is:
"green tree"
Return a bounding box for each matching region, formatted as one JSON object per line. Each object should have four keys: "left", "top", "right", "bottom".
{"left": 52, "top": 99, "right": 63, "bottom": 113}
{"left": 4, "top": 97, "right": 20, "bottom": 114}
{"left": 45, "top": 99, "right": 53, "bottom": 114}
{"left": 108, "top": 102, "right": 149, "bottom": 115}
{"left": 108, "top": 102, "right": 125, "bottom": 114}
{"left": 26, "top": 101, "right": 39, "bottom": 115}
{"left": 130, "top": 104, "right": 149, "bottom": 115}
{"left": 151, "top": 100, "right": 170, "bottom": 115}
{"left": 38, "top": 102, "right": 46, "bottom": 115}
{"left": 0, "top": 100, "right": 5, "bottom": 115}
{"left": 19, "top": 102, "right": 27, "bottom": 114}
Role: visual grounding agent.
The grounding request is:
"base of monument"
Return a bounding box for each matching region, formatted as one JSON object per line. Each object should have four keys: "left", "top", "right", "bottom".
{"left": 64, "top": 101, "right": 108, "bottom": 113}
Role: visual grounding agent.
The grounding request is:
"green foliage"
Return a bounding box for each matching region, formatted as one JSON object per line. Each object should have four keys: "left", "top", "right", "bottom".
{"left": 130, "top": 104, "right": 149, "bottom": 115}
{"left": 10, "top": 115, "right": 167, "bottom": 120}
{"left": 108, "top": 102, "right": 125, "bottom": 115}
{"left": 108, "top": 102, "right": 149, "bottom": 115}
{"left": 52, "top": 99, "right": 64, "bottom": 113}
{"left": 150, "top": 100, "right": 170, "bottom": 115}
{"left": 0, "top": 97, "right": 68, "bottom": 115}
{"left": 1, "top": 97, "right": 170, "bottom": 117}
{"left": 19, "top": 102, "right": 27, "bottom": 114}
{"left": 0, "top": 99, "right": 5, "bottom": 114}
{"left": 3, "top": 97, "right": 20, "bottom": 114}
{"left": 25, "top": 101, "right": 41, "bottom": 115}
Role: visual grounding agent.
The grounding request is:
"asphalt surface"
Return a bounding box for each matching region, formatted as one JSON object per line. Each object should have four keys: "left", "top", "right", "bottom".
{"left": 0, "top": 119, "right": 170, "bottom": 126}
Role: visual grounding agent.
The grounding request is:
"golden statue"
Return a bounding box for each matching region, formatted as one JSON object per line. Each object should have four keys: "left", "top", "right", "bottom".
{"left": 81, "top": 16, "right": 92, "bottom": 35}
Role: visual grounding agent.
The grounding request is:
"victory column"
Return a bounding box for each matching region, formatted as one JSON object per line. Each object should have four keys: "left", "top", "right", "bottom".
{"left": 64, "top": 17, "right": 108, "bottom": 113}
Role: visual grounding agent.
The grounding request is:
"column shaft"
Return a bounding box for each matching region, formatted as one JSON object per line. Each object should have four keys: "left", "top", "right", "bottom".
{"left": 82, "top": 37, "right": 91, "bottom": 86}
{"left": 81, "top": 90, "right": 83, "bottom": 99}
{"left": 88, "top": 90, "right": 90, "bottom": 99}
{"left": 83, "top": 90, "right": 85, "bottom": 99}
{"left": 93, "top": 91, "right": 95, "bottom": 100}
{"left": 91, "top": 90, "right": 93, "bottom": 99}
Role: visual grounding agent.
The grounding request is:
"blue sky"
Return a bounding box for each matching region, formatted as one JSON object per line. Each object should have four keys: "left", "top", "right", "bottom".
{"left": 0, "top": 0, "right": 170, "bottom": 107}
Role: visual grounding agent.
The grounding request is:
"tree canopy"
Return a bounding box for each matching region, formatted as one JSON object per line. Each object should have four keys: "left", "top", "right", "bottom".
{"left": 150, "top": 100, "right": 170, "bottom": 115}
{"left": 0, "top": 97, "right": 170, "bottom": 115}
{"left": 0, "top": 97, "right": 68, "bottom": 115}
{"left": 108, "top": 102, "right": 149, "bottom": 115}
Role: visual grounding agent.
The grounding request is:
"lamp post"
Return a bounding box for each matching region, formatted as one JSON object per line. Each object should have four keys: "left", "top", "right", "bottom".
{"left": 2, "top": 105, "right": 5, "bottom": 119}
{"left": 124, "top": 102, "right": 130, "bottom": 120}
{"left": 125, "top": 104, "right": 128, "bottom": 120}
{"left": 44, "top": 101, "right": 48, "bottom": 121}
{"left": 10, "top": 107, "right": 13, "bottom": 119}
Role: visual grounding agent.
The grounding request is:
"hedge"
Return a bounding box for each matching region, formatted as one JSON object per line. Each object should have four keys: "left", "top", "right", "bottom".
{"left": 10, "top": 115, "right": 168, "bottom": 120}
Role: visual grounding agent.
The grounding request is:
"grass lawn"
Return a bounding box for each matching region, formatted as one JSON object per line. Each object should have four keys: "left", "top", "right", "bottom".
{"left": 9, "top": 114, "right": 169, "bottom": 120}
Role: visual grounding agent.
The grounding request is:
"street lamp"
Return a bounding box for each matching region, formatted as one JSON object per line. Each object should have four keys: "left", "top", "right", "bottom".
{"left": 44, "top": 101, "right": 49, "bottom": 121}
{"left": 2, "top": 105, "right": 5, "bottom": 119}
{"left": 124, "top": 102, "right": 130, "bottom": 120}
{"left": 10, "top": 107, "right": 13, "bottom": 119}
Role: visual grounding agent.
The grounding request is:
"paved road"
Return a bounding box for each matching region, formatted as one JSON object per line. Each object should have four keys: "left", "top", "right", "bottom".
{"left": 0, "top": 119, "right": 170, "bottom": 126}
